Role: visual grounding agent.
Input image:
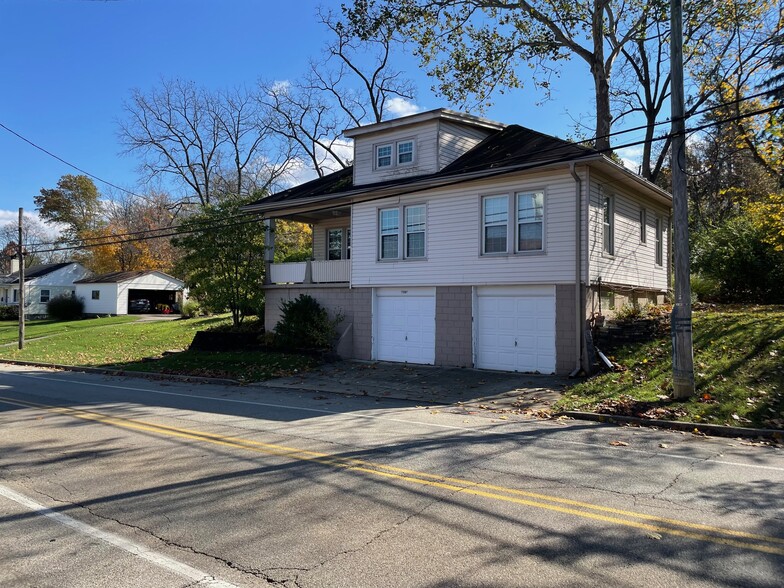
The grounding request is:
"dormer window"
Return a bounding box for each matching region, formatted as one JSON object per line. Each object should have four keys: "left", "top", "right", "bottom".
{"left": 398, "top": 141, "right": 414, "bottom": 165}
{"left": 376, "top": 144, "right": 393, "bottom": 168}
{"left": 375, "top": 140, "right": 416, "bottom": 170}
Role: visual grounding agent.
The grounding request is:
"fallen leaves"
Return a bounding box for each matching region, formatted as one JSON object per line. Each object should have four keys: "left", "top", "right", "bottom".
{"left": 609, "top": 440, "right": 629, "bottom": 447}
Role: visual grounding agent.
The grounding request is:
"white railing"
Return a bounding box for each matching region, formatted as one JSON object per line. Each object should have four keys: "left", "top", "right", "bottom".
{"left": 269, "top": 260, "right": 350, "bottom": 285}
{"left": 269, "top": 262, "right": 307, "bottom": 284}
{"left": 312, "top": 259, "right": 350, "bottom": 283}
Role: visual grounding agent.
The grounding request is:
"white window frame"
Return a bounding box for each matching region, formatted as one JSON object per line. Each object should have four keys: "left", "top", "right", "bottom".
{"left": 397, "top": 140, "right": 415, "bottom": 166}
{"left": 404, "top": 204, "right": 427, "bottom": 258}
{"left": 40, "top": 289, "right": 50, "bottom": 304}
{"left": 92, "top": 290, "right": 100, "bottom": 300}
{"left": 379, "top": 207, "right": 400, "bottom": 260}
{"left": 376, "top": 144, "right": 393, "bottom": 169}
{"left": 640, "top": 208, "right": 647, "bottom": 244}
{"left": 603, "top": 195, "right": 615, "bottom": 256}
{"left": 378, "top": 204, "right": 427, "bottom": 261}
{"left": 655, "top": 217, "right": 663, "bottom": 266}
{"left": 374, "top": 139, "right": 416, "bottom": 170}
{"left": 515, "top": 190, "right": 545, "bottom": 253}
{"left": 482, "top": 194, "right": 509, "bottom": 255}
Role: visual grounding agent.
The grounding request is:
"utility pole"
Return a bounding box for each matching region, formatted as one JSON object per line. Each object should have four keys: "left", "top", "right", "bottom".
{"left": 18, "top": 207, "right": 25, "bottom": 350}
{"left": 669, "top": 0, "right": 695, "bottom": 398}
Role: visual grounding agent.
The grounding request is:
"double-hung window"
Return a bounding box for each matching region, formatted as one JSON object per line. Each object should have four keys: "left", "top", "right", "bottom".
{"left": 405, "top": 205, "right": 426, "bottom": 258}
{"left": 603, "top": 195, "right": 615, "bottom": 255}
{"left": 376, "top": 140, "right": 415, "bottom": 170}
{"left": 40, "top": 289, "right": 50, "bottom": 304}
{"left": 379, "top": 205, "right": 426, "bottom": 260}
{"left": 516, "top": 191, "right": 544, "bottom": 251}
{"left": 483, "top": 195, "right": 508, "bottom": 254}
{"left": 640, "top": 208, "right": 647, "bottom": 244}
{"left": 376, "top": 144, "right": 393, "bottom": 168}
{"left": 655, "top": 218, "right": 663, "bottom": 266}
{"left": 379, "top": 208, "right": 400, "bottom": 259}
{"left": 397, "top": 141, "right": 414, "bottom": 165}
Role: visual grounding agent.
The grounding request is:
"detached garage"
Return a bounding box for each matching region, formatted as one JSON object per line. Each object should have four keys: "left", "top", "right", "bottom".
{"left": 76, "top": 271, "right": 186, "bottom": 316}
{"left": 475, "top": 286, "right": 556, "bottom": 374}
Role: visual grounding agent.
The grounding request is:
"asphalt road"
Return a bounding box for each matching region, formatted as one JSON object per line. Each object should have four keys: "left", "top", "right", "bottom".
{"left": 0, "top": 364, "right": 782, "bottom": 587}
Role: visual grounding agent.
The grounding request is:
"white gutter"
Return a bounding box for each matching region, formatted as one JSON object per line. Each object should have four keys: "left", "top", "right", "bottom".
{"left": 569, "top": 163, "right": 583, "bottom": 377}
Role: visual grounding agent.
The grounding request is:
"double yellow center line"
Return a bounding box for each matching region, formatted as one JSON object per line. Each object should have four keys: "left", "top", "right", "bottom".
{"left": 2, "top": 395, "right": 783, "bottom": 556}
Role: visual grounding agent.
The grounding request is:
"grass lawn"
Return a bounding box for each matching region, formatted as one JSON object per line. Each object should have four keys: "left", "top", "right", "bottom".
{"left": 0, "top": 315, "right": 317, "bottom": 382}
{"left": 0, "top": 316, "right": 137, "bottom": 345}
{"left": 556, "top": 306, "right": 784, "bottom": 429}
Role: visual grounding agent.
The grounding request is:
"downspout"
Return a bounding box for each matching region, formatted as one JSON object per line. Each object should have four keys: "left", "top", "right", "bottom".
{"left": 569, "top": 163, "right": 583, "bottom": 377}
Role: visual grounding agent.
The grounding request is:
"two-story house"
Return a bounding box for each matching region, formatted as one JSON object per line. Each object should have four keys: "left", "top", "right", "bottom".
{"left": 244, "top": 109, "right": 672, "bottom": 375}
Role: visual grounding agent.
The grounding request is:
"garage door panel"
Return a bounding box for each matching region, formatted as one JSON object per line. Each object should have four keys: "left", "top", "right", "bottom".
{"left": 476, "top": 287, "right": 556, "bottom": 374}
{"left": 376, "top": 290, "right": 435, "bottom": 365}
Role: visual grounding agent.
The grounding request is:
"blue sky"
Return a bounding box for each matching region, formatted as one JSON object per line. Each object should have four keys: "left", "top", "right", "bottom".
{"left": 0, "top": 0, "right": 600, "bottom": 225}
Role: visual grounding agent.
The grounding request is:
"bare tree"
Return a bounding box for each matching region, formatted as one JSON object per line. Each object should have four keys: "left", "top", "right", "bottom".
{"left": 119, "top": 79, "right": 294, "bottom": 206}
{"left": 260, "top": 7, "right": 416, "bottom": 177}
{"left": 1, "top": 215, "right": 66, "bottom": 266}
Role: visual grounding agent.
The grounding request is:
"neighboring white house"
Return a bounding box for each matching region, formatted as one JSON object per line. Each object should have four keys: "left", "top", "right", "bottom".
{"left": 244, "top": 109, "right": 672, "bottom": 375}
{"left": 0, "top": 262, "right": 92, "bottom": 318}
{"left": 75, "top": 271, "right": 186, "bottom": 315}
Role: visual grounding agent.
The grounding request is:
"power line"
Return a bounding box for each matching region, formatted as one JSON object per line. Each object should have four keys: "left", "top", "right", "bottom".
{"left": 0, "top": 122, "right": 146, "bottom": 199}
{"left": 21, "top": 101, "right": 783, "bottom": 256}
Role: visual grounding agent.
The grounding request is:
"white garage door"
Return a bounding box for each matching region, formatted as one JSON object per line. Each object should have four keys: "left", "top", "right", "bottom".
{"left": 476, "top": 286, "right": 556, "bottom": 374}
{"left": 375, "top": 288, "right": 435, "bottom": 364}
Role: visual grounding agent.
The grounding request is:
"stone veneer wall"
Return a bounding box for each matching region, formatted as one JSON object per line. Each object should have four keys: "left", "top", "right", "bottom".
{"left": 435, "top": 286, "right": 473, "bottom": 367}
{"left": 264, "top": 286, "right": 372, "bottom": 360}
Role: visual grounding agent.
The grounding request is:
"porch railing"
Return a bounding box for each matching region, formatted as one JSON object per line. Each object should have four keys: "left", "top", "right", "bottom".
{"left": 269, "top": 260, "right": 350, "bottom": 285}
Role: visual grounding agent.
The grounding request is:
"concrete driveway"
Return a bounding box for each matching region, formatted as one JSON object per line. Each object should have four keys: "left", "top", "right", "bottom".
{"left": 262, "top": 360, "right": 569, "bottom": 413}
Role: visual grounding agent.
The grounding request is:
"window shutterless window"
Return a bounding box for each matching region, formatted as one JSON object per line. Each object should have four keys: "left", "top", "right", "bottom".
{"left": 603, "top": 195, "right": 614, "bottom": 255}
{"left": 483, "top": 195, "right": 508, "bottom": 254}
{"left": 40, "top": 289, "right": 50, "bottom": 303}
{"left": 398, "top": 141, "right": 414, "bottom": 165}
{"left": 405, "top": 205, "right": 426, "bottom": 258}
{"left": 346, "top": 228, "right": 351, "bottom": 260}
{"left": 516, "top": 191, "right": 544, "bottom": 251}
{"left": 640, "top": 208, "right": 647, "bottom": 243}
{"left": 379, "top": 208, "right": 400, "bottom": 259}
{"left": 655, "top": 218, "right": 663, "bottom": 266}
{"left": 376, "top": 144, "right": 392, "bottom": 168}
{"left": 328, "top": 228, "right": 343, "bottom": 261}
{"left": 92, "top": 290, "right": 100, "bottom": 300}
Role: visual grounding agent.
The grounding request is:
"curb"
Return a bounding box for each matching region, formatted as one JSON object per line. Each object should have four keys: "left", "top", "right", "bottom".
{"left": 0, "top": 359, "right": 242, "bottom": 387}
{"left": 560, "top": 411, "right": 784, "bottom": 440}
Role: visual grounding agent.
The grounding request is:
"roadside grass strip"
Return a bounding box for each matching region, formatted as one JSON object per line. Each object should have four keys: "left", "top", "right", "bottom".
{"left": 2, "top": 395, "right": 782, "bottom": 557}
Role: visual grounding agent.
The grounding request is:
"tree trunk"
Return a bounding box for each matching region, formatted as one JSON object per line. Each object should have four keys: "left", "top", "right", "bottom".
{"left": 593, "top": 63, "right": 612, "bottom": 153}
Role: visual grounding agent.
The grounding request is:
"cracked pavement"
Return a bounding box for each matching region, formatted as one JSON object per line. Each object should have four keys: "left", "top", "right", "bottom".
{"left": 0, "top": 364, "right": 782, "bottom": 587}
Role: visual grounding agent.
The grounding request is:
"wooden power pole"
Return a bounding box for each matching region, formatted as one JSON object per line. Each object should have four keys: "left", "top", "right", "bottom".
{"left": 669, "top": 0, "right": 695, "bottom": 398}
{"left": 18, "top": 207, "right": 25, "bottom": 350}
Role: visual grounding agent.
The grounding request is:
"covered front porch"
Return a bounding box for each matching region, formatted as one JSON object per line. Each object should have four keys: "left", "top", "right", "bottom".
{"left": 264, "top": 204, "right": 352, "bottom": 287}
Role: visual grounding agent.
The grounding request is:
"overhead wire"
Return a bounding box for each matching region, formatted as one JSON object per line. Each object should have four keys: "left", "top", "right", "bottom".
{"left": 16, "top": 96, "right": 784, "bottom": 256}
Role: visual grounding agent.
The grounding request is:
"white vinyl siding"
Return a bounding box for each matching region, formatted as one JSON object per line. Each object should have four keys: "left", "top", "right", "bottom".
{"left": 352, "top": 170, "right": 585, "bottom": 287}
{"left": 313, "top": 218, "right": 350, "bottom": 261}
{"left": 438, "top": 121, "right": 493, "bottom": 169}
{"left": 353, "top": 121, "right": 439, "bottom": 186}
{"left": 77, "top": 283, "right": 120, "bottom": 315}
{"left": 77, "top": 272, "right": 184, "bottom": 316}
{"left": 588, "top": 174, "right": 669, "bottom": 290}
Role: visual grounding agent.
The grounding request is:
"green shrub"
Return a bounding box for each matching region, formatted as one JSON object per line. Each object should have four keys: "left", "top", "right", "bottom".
{"left": 614, "top": 302, "right": 647, "bottom": 321}
{"left": 274, "top": 294, "right": 341, "bottom": 351}
{"left": 0, "top": 305, "right": 18, "bottom": 320}
{"left": 47, "top": 295, "right": 84, "bottom": 320}
{"left": 181, "top": 300, "right": 200, "bottom": 318}
{"left": 692, "top": 216, "right": 784, "bottom": 303}
{"left": 690, "top": 273, "right": 721, "bottom": 302}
